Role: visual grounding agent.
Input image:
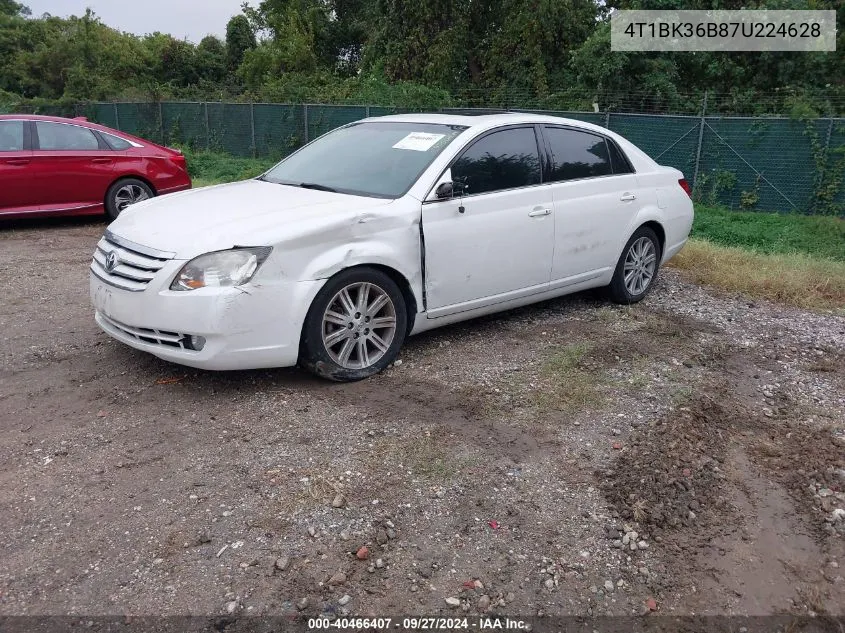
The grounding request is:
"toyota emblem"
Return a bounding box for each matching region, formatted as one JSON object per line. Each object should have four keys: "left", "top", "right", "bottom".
{"left": 105, "top": 251, "right": 120, "bottom": 273}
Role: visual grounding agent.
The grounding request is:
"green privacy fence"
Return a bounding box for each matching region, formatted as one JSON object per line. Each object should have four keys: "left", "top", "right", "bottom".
{"left": 17, "top": 101, "right": 845, "bottom": 215}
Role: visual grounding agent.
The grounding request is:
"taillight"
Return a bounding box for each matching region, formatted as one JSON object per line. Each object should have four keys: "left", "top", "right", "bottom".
{"left": 678, "top": 178, "right": 692, "bottom": 198}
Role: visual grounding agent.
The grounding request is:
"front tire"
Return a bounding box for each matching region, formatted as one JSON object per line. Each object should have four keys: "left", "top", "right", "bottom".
{"left": 300, "top": 267, "right": 408, "bottom": 382}
{"left": 105, "top": 178, "right": 154, "bottom": 220}
{"left": 607, "top": 226, "right": 662, "bottom": 304}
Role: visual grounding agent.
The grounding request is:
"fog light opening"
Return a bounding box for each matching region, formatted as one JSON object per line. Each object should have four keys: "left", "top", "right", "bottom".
{"left": 184, "top": 335, "right": 206, "bottom": 351}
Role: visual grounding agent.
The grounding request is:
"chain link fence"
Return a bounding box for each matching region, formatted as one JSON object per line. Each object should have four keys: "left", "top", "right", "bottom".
{"left": 14, "top": 101, "right": 845, "bottom": 215}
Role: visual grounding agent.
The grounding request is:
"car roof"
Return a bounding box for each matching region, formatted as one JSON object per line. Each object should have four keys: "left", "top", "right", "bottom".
{"left": 0, "top": 113, "right": 153, "bottom": 144}
{"left": 0, "top": 113, "right": 137, "bottom": 135}
{"left": 362, "top": 112, "right": 656, "bottom": 169}
{"left": 0, "top": 113, "right": 92, "bottom": 123}
{"left": 360, "top": 112, "right": 610, "bottom": 135}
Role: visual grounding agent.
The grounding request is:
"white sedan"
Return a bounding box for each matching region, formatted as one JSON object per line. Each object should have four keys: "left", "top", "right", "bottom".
{"left": 90, "top": 113, "right": 693, "bottom": 381}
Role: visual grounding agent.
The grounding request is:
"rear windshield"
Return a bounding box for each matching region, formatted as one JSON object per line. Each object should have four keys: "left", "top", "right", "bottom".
{"left": 261, "top": 122, "right": 467, "bottom": 198}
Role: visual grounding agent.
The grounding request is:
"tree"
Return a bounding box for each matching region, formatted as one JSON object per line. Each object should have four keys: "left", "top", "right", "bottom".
{"left": 364, "top": 0, "right": 595, "bottom": 100}
{"left": 0, "top": 0, "right": 840, "bottom": 112}
{"left": 0, "top": 0, "right": 29, "bottom": 16}
{"left": 225, "top": 14, "right": 256, "bottom": 71}
{"left": 144, "top": 33, "right": 200, "bottom": 87}
{"left": 196, "top": 35, "right": 227, "bottom": 83}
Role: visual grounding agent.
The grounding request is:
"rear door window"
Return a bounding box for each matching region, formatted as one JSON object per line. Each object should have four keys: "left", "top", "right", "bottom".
{"left": 35, "top": 122, "right": 100, "bottom": 151}
{"left": 544, "top": 127, "right": 612, "bottom": 182}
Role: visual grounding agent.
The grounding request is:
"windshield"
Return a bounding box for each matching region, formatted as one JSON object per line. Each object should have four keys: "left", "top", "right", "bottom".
{"left": 261, "top": 122, "right": 467, "bottom": 198}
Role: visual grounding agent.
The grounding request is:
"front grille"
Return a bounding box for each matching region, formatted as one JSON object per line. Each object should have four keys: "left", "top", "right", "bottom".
{"left": 99, "top": 313, "right": 191, "bottom": 350}
{"left": 90, "top": 230, "right": 175, "bottom": 292}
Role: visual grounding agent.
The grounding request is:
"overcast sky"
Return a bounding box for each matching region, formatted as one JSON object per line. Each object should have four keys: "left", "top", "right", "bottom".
{"left": 24, "top": 0, "right": 250, "bottom": 42}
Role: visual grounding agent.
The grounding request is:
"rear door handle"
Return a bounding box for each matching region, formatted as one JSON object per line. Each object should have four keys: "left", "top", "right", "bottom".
{"left": 620, "top": 193, "right": 637, "bottom": 201}
{"left": 92, "top": 158, "right": 113, "bottom": 164}
{"left": 528, "top": 207, "right": 552, "bottom": 217}
{"left": 5, "top": 159, "right": 30, "bottom": 166}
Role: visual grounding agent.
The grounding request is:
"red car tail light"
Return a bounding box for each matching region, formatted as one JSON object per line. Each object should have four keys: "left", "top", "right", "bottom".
{"left": 678, "top": 178, "right": 692, "bottom": 198}
{"left": 170, "top": 153, "right": 188, "bottom": 171}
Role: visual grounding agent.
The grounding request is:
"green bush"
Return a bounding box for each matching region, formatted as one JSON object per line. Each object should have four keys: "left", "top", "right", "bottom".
{"left": 0, "top": 89, "right": 22, "bottom": 113}
{"left": 179, "top": 147, "right": 277, "bottom": 184}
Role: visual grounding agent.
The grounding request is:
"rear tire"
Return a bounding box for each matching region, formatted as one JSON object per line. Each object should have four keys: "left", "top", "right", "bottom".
{"left": 300, "top": 267, "right": 407, "bottom": 382}
{"left": 105, "top": 178, "right": 154, "bottom": 220}
{"left": 607, "top": 226, "right": 662, "bottom": 304}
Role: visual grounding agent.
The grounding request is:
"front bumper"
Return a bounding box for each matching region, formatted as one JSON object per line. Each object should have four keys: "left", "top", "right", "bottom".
{"left": 90, "top": 266, "right": 323, "bottom": 371}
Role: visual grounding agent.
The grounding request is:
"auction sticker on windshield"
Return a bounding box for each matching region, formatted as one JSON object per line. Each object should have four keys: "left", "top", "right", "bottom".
{"left": 392, "top": 132, "right": 446, "bottom": 152}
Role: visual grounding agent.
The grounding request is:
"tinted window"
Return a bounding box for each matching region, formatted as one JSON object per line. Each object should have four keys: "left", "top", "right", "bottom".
{"left": 101, "top": 132, "right": 133, "bottom": 150}
{"left": 545, "top": 127, "right": 611, "bottom": 182}
{"left": 452, "top": 127, "right": 541, "bottom": 195}
{"left": 607, "top": 138, "right": 634, "bottom": 174}
{"left": 36, "top": 122, "right": 99, "bottom": 151}
{"left": 263, "top": 122, "right": 465, "bottom": 198}
{"left": 0, "top": 120, "right": 24, "bottom": 152}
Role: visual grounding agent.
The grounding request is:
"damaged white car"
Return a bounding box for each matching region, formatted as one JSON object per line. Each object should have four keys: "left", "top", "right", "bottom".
{"left": 90, "top": 113, "right": 694, "bottom": 381}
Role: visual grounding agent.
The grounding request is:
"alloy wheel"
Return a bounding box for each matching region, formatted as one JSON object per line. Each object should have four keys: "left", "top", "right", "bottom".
{"left": 321, "top": 282, "right": 397, "bottom": 369}
{"left": 623, "top": 236, "right": 657, "bottom": 296}
{"left": 115, "top": 184, "right": 150, "bottom": 211}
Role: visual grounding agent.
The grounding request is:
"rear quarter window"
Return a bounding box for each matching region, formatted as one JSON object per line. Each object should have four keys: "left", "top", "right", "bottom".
{"left": 607, "top": 138, "right": 635, "bottom": 174}
{"left": 100, "top": 132, "right": 134, "bottom": 151}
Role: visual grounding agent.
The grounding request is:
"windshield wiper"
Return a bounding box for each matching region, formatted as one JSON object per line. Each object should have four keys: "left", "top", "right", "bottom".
{"left": 298, "top": 182, "right": 338, "bottom": 193}
{"left": 260, "top": 178, "right": 339, "bottom": 193}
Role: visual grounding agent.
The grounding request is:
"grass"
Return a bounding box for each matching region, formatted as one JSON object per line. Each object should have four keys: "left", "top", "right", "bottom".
{"left": 536, "top": 343, "right": 605, "bottom": 414}
{"left": 192, "top": 177, "right": 224, "bottom": 189}
{"left": 677, "top": 206, "right": 844, "bottom": 311}
{"left": 669, "top": 238, "right": 845, "bottom": 312}
{"left": 405, "top": 435, "right": 462, "bottom": 480}
{"left": 372, "top": 433, "right": 470, "bottom": 483}
{"left": 692, "top": 205, "right": 845, "bottom": 262}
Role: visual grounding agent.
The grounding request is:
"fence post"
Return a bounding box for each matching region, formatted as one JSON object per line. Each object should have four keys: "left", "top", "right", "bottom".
{"left": 823, "top": 117, "right": 833, "bottom": 158}
{"left": 158, "top": 101, "right": 165, "bottom": 145}
{"left": 366, "top": 105, "right": 371, "bottom": 118}
{"left": 303, "top": 104, "right": 309, "bottom": 144}
{"left": 604, "top": 110, "right": 610, "bottom": 129}
{"left": 250, "top": 102, "right": 257, "bottom": 158}
{"left": 692, "top": 91, "right": 708, "bottom": 191}
{"left": 814, "top": 118, "right": 835, "bottom": 214}
{"left": 204, "top": 102, "right": 210, "bottom": 151}
{"left": 114, "top": 102, "right": 120, "bottom": 130}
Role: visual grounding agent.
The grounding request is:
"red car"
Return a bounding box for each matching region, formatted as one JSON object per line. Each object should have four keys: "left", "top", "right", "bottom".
{"left": 0, "top": 114, "right": 191, "bottom": 220}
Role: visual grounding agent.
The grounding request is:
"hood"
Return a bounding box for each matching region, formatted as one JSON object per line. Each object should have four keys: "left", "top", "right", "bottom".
{"left": 108, "top": 180, "right": 395, "bottom": 258}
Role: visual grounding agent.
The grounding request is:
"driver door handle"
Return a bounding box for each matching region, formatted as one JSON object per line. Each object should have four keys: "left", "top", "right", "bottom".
{"left": 528, "top": 207, "right": 552, "bottom": 217}
{"left": 620, "top": 193, "right": 637, "bottom": 201}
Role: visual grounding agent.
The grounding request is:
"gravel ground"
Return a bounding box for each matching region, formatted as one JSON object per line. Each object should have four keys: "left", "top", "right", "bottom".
{"left": 1, "top": 217, "right": 844, "bottom": 621}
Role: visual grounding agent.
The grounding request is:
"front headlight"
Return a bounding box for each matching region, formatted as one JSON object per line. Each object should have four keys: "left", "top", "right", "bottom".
{"left": 170, "top": 247, "right": 272, "bottom": 291}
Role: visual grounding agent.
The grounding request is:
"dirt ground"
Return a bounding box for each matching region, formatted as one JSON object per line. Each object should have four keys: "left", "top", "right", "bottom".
{"left": 1, "top": 217, "right": 844, "bottom": 626}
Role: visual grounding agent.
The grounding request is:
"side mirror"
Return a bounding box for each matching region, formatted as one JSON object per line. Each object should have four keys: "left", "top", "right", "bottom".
{"left": 435, "top": 182, "right": 453, "bottom": 199}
